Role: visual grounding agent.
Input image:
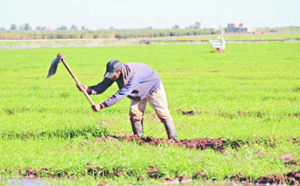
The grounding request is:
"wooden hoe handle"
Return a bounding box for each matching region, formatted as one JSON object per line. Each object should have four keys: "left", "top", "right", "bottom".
{"left": 61, "top": 58, "right": 95, "bottom": 106}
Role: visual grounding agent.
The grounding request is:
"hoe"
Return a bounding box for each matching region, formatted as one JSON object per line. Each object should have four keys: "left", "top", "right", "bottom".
{"left": 47, "top": 53, "right": 94, "bottom": 105}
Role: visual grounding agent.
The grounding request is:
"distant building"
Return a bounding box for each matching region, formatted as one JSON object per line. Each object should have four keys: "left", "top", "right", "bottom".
{"left": 227, "top": 23, "right": 256, "bottom": 33}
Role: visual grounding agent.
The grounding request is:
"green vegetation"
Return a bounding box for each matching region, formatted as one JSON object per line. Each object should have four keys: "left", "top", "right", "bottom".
{"left": 0, "top": 30, "right": 115, "bottom": 39}
{"left": 0, "top": 29, "right": 213, "bottom": 40}
{"left": 0, "top": 43, "right": 300, "bottom": 184}
{"left": 1, "top": 28, "right": 299, "bottom": 40}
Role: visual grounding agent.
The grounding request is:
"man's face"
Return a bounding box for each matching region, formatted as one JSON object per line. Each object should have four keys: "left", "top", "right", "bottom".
{"left": 110, "top": 70, "right": 122, "bottom": 81}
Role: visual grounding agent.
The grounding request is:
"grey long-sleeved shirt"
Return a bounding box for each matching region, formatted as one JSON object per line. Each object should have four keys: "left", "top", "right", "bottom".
{"left": 89, "top": 63, "right": 161, "bottom": 108}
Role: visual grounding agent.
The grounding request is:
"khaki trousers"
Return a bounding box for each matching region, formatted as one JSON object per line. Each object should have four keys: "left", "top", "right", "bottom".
{"left": 129, "top": 83, "right": 172, "bottom": 122}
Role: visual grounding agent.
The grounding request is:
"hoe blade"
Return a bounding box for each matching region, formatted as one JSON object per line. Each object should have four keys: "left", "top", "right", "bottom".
{"left": 47, "top": 57, "right": 61, "bottom": 78}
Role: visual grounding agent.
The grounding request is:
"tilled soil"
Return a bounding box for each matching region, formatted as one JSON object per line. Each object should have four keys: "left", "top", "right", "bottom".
{"left": 94, "top": 135, "right": 234, "bottom": 153}
{"left": 122, "top": 135, "right": 227, "bottom": 152}
{"left": 95, "top": 135, "right": 300, "bottom": 153}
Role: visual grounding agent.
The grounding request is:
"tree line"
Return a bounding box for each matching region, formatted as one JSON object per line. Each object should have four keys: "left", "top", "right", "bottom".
{"left": 0, "top": 21, "right": 216, "bottom": 39}
{"left": 0, "top": 29, "right": 221, "bottom": 40}
{"left": 0, "top": 22, "right": 203, "bottom": 31}
{"left": 0, "top": 23, "right": 88, "bottom": 31}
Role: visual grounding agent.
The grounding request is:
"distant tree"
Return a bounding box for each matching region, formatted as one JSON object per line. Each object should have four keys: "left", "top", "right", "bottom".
{"left": 36, "top": 26, "right": 47, "bottom": 31}
{"left": 0, "top": 27, "right": 6, "bottom": 31}
{"left": 81, "top": 26, "right": 88, "bottom": 30}
{"left": 159, "top": 32, "right": 166, "bottom": 37}
{"left": 169, "top": 32, "right": 176, "bottom": 36}
{"left": 24, "top": 23, "right": 32, "bottom": 31}
{"left": 70, "top": 25, "right": 78, "bottom": 30}
{"left": 10, "top": 24, "right": 17, "bottom": 30}
{"left": 186, "top": 24, "right": 194, "bottom": 29}
{"left": 186, "top": 22, "right": 201, "bottom": 29}
{"left": 110, "top": 26, "right": 114, "bottom": 30}
{"left": 194, "top": 22, "right": 201, "bottom": 29}
{"left": 36, "top": 26, "right": 42, "bottom": 30}
{"left": 172, "top": 24, "right": 180, "bottom": 29}
{"left": 145, "top": 26, "right": 152, "bottom": 29}
{"left": 19, "top": 25, "right": 24, "bottom": 30}
{"left": 57, "top": 25, "right": 68, "bottom": 30}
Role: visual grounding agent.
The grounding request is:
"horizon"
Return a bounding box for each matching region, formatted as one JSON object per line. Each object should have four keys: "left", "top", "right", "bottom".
{"left": 1, "top": 0, "right": 299, "bottom": 30}
{"left": 1, "top": 25, "right": 300, "bottom": 31}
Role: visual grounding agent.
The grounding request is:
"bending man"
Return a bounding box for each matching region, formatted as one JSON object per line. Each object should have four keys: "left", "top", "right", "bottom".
{"left": 77, "top": 60, "right": 177, "bottom": 140}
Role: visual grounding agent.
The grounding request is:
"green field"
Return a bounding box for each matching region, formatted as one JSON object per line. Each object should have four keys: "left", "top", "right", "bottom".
{"left": 0, "top": 42, "right": 300, "bottom": 185}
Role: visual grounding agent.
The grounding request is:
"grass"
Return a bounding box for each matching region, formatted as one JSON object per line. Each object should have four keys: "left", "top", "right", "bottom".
{"left": 0, "top": 42, "right": 300, "bottom": 184}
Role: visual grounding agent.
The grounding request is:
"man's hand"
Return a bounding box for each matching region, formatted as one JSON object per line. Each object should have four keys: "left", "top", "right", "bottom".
{"left": 77, "top": 83, "right": 91, "bottom": 93}
{"left": 92, "top": 104, "right": 102, "bottom": 112}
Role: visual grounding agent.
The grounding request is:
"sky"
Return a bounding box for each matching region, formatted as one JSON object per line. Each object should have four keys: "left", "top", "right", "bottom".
{"left": 0, "top": 0, "right": 299, "bottom": 30}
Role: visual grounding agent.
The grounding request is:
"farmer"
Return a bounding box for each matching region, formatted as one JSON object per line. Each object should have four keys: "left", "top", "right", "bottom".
{"left": 77, "top": 60, "right": 177, "bottom": 140}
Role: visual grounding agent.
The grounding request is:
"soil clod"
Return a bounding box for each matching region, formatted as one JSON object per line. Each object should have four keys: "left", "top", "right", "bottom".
{"left": 279, "top": 153, "right": 293, "bottom": 162}
{"left": 119, "top": 135, "right": 226, "bottom": 153}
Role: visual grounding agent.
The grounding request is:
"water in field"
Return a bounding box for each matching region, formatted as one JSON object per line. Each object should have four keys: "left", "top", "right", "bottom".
{"left": 1, "top": 178, "right": 60, "bottom": 186}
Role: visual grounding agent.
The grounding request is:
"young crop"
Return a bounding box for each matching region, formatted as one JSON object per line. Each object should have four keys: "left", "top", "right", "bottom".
{"left": 0, "top": 43, "right": 299, "bottom": 184}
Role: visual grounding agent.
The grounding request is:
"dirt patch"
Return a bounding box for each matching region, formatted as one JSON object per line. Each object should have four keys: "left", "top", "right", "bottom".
{"left": 237, "top": 110, "right": 263, "bottom": 117}
{"left": 6, "top": 109, "right": 15, "bottom": 115}
{"left": 119, "top": 135, "right": 227, "bottom": 153}
{"left": 86, "top": 164, "right": 127, "bottom": 178}
{"left": 181, "top": 110, "right": 218, "bottom": 115}
{"left": 181, "top": 109, "right": 255, "bottom": 118}
{"left": 288, "top": 113, "right": 300, "bottom": 117}
{"left": 285, "top": 160, "right": 300, "bottom": 168}
{"left": 256, "top": 171, "right": 300, "bottom": 185}
{"left": 279, "top": 153, "right": 293, "bottom": 162}
{"left": 181, "top": 109, "right": 300, "bottom": 118}
{"left": 4, "top": 108, "right": 47, "bottom": 115}
{"left": 97, "top": 135, "right": 300, "bottom": 153}
{"left": 92, "top": 135, "right": 300, "bottom": 156}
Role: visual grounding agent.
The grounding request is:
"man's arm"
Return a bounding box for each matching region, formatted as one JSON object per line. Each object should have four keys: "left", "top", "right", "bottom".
{"left": 77, "top": 78, "right": 114, "bottom": 95}
{"left": 77, "top": 78, "right": 116, "bottom": 112}
{"left": 101, "top": 74, "right": 139, "bottom": 108}
{"left": 88, "top": 78, "right": 114, "bottom": 95}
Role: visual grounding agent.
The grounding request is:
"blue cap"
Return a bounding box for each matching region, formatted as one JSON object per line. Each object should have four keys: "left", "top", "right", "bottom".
{"left": 104, "top": 60, "right": 122, "bottom": 78}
